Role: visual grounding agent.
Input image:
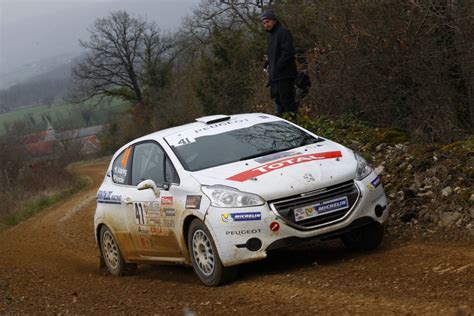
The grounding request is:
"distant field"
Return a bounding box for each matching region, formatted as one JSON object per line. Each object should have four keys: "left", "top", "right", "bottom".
{"left": 0, "top": 99, "right": 131, "bottom": 134}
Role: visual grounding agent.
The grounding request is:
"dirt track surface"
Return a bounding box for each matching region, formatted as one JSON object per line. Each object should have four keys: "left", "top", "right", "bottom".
{"left": 1, "top": 159, "right": 473, "bottom": 315}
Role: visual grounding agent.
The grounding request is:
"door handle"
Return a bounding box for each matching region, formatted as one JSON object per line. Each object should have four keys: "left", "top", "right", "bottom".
{"left": 124, "top": 197, "right": 133, "bottom": 205}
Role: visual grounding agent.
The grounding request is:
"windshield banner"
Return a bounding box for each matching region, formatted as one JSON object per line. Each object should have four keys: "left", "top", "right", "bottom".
{"left": 165, "top": 115, "right": 279, "bottom": 147}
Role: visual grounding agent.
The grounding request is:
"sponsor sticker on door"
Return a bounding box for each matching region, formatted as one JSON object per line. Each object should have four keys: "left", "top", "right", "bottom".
{"left": 161, "top": 196, "right": 173, "bottom": 205}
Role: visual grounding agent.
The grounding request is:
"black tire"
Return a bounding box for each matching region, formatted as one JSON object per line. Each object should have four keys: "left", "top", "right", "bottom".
{"left": 100, "top": 225, "right": 137, "bottom": 276}
{"left": 341, "top": 222, "right": 384, "bottom": 252}
{"left": 187, "top": 219, "right": 237, "bottom": 286}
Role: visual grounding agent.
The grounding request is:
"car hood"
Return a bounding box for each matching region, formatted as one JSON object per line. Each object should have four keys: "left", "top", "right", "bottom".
{"left": 191, "top": 141, "right": 357, "bottom": 201}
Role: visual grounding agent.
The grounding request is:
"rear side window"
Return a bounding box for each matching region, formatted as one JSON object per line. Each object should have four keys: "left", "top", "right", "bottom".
{"left": 112, "top": 147, "right": 133, "bottom": 185}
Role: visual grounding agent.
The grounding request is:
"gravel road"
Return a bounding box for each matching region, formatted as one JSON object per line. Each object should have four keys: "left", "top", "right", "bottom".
{"left": 1, "top": 159, "right": 473, "bottom": 315}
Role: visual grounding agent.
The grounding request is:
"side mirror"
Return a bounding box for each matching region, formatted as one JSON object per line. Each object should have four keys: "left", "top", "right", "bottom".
{"left": 137, "top": 179, "right": 161, "bottom": 197}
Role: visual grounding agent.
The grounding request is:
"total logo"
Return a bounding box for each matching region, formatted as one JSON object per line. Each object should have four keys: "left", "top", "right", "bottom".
{"left": 227, "top": 151, "right": 342, "bottom": 182}
{"left": 221, "top": 212, "right": 261, "bottom": 223}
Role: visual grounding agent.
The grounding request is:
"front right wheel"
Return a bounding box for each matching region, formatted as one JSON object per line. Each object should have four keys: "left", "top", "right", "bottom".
{"left": 187, "top": 219, "right": 237, "bottom": 286}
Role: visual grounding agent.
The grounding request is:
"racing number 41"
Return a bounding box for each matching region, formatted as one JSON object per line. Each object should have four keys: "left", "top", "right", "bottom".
{"left": 134, "top": 202, "right": 146, "bottom": 225}
{"left": 178, "top": 138, "right": 191, "bottom": 145}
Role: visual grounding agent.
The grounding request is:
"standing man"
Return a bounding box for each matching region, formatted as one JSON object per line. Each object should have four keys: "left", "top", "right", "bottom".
{"left": 261, "top": 10, "right": 298, "bottom": 115}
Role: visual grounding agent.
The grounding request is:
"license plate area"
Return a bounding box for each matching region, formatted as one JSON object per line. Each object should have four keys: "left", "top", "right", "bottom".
{"left": 294, "top": 196, "right": 349, "bottom": 222}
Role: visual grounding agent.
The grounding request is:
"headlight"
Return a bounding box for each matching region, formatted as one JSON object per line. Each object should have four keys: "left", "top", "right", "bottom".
{"left": 201, "top": 185, "right": 265, "bottom": 208}
{"left": 355, "top": 152, "right": 372, "bottom": 180}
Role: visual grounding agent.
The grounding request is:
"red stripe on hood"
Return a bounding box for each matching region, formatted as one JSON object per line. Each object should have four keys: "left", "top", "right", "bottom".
{"left": 227, "top": 151, "right": 342, "bottom": 182}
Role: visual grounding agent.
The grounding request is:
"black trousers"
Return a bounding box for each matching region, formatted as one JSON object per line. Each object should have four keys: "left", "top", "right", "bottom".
{"left": 271, "top": 78, "right": 297, "bottom": 115}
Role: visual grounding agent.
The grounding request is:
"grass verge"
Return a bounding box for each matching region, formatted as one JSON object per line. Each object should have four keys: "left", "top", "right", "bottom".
{"left": 1, "top": 176, "right": 90, "bottom": 229}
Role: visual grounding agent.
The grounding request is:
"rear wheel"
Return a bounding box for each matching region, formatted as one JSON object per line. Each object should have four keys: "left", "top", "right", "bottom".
{"left": 188, "top": 219, "right": 237, "bottom": 286}
{"left": 341, "top": 222, "right": 384, "bottom": 252}
{"left": 100, "top": 225, "right": 136, "bottom": 276}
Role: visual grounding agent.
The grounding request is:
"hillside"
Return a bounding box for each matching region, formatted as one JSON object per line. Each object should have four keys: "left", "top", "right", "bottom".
{"left": 0, "top": 98, "right": 131, "bottom": 135}
{"left": 0, "top": 53, "right": 77, "bottom": 90}
{"left": 0, "top": 58, "right": 76, "bottom": 112}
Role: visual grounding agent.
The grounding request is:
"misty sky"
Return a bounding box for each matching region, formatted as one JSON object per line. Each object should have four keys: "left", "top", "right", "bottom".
{"left": 0, "top": 0, "right": 199, "bottom": 75}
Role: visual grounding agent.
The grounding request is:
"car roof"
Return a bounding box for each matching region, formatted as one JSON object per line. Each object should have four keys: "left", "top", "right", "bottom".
{"left": 134, "top": 112, "right": 282, "bottom": 143}
{"left": 109, "top": 113, "right": 283, "bottom": 162}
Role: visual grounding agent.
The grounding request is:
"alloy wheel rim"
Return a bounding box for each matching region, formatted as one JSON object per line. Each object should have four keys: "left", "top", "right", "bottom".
{"left": 192, "top": 229, "right": 215, "bottom": 276}
{"left": 103, "top": 231, "right": 119, "bottom": 269}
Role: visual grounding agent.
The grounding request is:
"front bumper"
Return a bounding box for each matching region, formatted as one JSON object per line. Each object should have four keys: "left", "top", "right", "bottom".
{"left": 205, "top": 172, "right": 388, "bottom": 267}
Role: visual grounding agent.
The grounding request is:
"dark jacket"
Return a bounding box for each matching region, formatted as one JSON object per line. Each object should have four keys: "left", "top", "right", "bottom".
{"left": 266, "top": 23, "right": 297, "bottom": 82}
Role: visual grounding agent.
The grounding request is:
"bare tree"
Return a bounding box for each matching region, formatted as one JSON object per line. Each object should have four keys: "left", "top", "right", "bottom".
{"left": 72, "top": 10, "right": 173, "bottom": 105}
{"left": 181, "top": 0, "right": 265, "bottom": 45}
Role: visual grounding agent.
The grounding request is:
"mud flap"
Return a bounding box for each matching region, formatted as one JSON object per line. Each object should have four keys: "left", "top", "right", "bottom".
{"left": 98, "top": 254, "right": 107, "bottom": 273}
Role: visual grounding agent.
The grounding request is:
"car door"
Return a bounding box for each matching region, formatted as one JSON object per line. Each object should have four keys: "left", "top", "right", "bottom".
{"left": 126, "top": 141, "right": 182, "bottom": 258}
{"left": 103, "top": 145, "right": 138, "bottom": 259}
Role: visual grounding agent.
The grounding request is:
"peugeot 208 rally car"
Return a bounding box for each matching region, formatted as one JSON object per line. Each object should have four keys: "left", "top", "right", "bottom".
{"left": 94, "top": 113, "right": 388, "bottom": 286}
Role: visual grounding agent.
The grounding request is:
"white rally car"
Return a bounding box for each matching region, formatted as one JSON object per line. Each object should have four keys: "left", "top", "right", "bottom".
{"left": 94, "top": 113, "right": 388, "bottom": 286}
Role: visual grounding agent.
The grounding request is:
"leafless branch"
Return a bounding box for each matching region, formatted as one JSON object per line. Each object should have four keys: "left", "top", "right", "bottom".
{"left": 72, "top": 10, "right": 174, "bottom": 105}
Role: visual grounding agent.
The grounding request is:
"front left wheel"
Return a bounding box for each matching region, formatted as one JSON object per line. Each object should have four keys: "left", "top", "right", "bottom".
{"left": 100, "top": 225, "right": 136, "bottom": 276}
{"left": 187, "top": 219, "right": 237, "bottom": 286}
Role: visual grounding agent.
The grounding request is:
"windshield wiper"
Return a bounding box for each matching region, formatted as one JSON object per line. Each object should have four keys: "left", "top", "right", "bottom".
{"left": 239, "top": 146, "right": 295, "bottom": 161}
{"left": 299, "top": 134, "right": 322, "bottom": 146}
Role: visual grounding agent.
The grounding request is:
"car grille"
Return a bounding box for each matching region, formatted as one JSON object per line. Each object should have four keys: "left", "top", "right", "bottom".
{"left": 268, "top": 180, "right": 360, "bottom": 230}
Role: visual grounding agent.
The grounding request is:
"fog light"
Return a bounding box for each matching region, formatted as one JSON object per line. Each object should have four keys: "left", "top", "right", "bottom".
{"left": 375, "top": 204, "right": 386, "bottom": 217}
{"left": 246, "top": 238, "right": 262, "bottom": 251}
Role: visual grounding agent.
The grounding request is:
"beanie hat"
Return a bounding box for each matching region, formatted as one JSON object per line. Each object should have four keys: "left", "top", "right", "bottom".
{"left": 261, "top": 10, "right": 278, "bottom": 21}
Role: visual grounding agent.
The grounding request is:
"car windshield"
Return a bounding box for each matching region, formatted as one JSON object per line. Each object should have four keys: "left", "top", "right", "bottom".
{"left": 168, "top": 121, "right": 323, "bottom": 171}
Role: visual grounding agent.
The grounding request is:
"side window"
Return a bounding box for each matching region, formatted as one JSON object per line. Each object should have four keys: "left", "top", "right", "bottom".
{"left": 112, "top": 147, "right": 133, "bottom": 185}
{"left": 131, "top": 142, "right": 165, "bottom": 186}
{"left": 165, "top": 156, "right": 180, "bottom": 184}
